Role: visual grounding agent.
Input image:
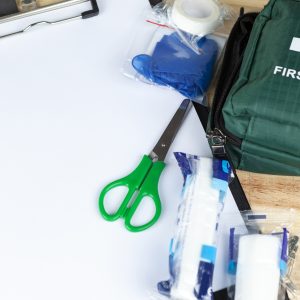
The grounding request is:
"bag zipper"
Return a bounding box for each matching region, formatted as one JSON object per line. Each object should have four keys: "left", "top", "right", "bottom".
{"left": 207, "top": 127, "right": 241, "bottom": 158}
{"left": 206, "top": 128, "right": 227, "bottom": 157}
{"left": 206, "top": 127, "right": 239, "bottom": 158}
{"left": 210, "top": 54, "right": 244, "bottom": 150}
{"left": 208, "top": 13, "right": 259, "bottom": 153}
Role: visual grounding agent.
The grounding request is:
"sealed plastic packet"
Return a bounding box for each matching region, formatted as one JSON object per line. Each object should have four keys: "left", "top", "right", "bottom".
{"left": 157, "top": 152, "right": 232, "bottom": 300}
{"left": 122, "top": 0, "right": 233, "bottom": 102}
{"left": 163, "top": 0, "right": 234, "bottom": 49}
{"left": 226, "top": 210, "right": 299, "bottom": 300}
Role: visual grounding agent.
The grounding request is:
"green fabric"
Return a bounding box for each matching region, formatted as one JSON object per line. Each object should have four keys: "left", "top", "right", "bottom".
{"left": 222, "top": 0, "right": 300, "bottom": 175}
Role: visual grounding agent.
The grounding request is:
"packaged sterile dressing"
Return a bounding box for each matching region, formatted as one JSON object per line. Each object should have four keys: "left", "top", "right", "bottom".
{"left": 158, "top": 153, "right": 232, "bottom": 300}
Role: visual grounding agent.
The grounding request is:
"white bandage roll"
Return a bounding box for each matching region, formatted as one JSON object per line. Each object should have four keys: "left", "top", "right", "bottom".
{"left": 171, "top": 158, "right": 220, "bottom": 300}
{"left": 234, "top": 235, "right": 281, "bottom": 300}
{"left": 171, "top": 0, "right": 221, "bottom": 36}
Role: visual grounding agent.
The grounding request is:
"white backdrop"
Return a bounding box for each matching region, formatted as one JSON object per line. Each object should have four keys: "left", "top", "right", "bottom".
{"left": 0, "top": 1, "right": 239, "bottom": 299}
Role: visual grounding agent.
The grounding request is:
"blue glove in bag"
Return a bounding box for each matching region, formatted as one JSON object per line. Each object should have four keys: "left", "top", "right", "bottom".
{"left": 132, "top": 33, "right": 218, "bottom": 100}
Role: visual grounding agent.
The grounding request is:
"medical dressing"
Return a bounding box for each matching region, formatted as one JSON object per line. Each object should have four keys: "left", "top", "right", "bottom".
{"left": 157, "top": 153, "right": 231, "bottom": 300}
{"left": 123, "top": 2, "right": 229, "bottom": 102}
{"left": 224, "top": 210, "right": 299, "bottom": 300}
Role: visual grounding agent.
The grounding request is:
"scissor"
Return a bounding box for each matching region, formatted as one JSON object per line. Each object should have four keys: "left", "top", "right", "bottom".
{"left": 98, "top": 99, "right": 192, "bottom": 232}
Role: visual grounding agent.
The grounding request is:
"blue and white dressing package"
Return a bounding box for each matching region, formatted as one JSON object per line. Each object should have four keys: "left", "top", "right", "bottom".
{"left": 157, "top": 153, "right": 232, "bottom": 300}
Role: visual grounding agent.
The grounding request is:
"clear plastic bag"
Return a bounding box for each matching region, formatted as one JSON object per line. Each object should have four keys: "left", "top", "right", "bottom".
{"left": 224, "top": 210, "right": 299, "bottom": 300}
{"left": 156, "top": 153, "right": 233, "bottom": 300}
{"left": 122, "top": 1, "right": 232, "bottom": 102}
{"left": 156, "top": 0, "right": 234, "bottom": 48}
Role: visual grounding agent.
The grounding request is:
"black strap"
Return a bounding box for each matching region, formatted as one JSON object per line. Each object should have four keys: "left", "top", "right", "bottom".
{"left": 193, "top": 101, "right": 251, "bottom": 211}
{"left": 213, "top": 288, "right": 230, "bottom": 299}
{"left": 193, "top": 101, "right": 210, "bottom": 131}
{"left": 229, "top": 174, "right": 251, "bottom": 210}
{"left": 193, "top": 102, "right": 209, "bottom": 132}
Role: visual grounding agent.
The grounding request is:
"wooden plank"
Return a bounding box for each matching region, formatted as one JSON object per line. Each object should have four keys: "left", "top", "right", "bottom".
{"left": 222, "top": 0, "right": 268, "bottom": 8}
{"left": 236, "top": 170, "right": 300, "bottom": 289}
{"left": 37, "top": 0, "right": 66, "bottom": 7}
{"left": 236, "top": 170, "right": 300, "bottom": 209}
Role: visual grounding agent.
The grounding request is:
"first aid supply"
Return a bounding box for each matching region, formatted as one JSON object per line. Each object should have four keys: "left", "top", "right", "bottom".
{"left": 234, "top": 235, "right": 281, "bottom": 300}
{"left": 203, "top": 0, "right": 300, "bottom": 175}
{"left": 98, "top": 100, "right": 192, "bottom": 232}
{"left": 132, "top": 33, "right": 218, "bottom": 99}
{"left": 157, "top": 153, "right": 231, "bottom": 300}
{"left": 171, "top": 0, "right": 221, "bottom": 36}
{"left": 225, "top": 211, "right": 298, "bottom": 300}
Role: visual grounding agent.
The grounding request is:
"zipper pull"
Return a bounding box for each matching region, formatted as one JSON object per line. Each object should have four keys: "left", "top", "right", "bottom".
{"left": 207, "top": 129, "right": 227, "bottom": 156}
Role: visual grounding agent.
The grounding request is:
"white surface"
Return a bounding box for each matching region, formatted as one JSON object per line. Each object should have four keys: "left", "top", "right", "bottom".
{"left": 0, "top": 1, "right": 239, "bottom": 299}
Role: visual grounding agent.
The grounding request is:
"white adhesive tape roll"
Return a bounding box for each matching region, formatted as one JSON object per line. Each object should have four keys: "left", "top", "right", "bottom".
{"left": 171, "top": 0, "right": 221, "bottom": 36}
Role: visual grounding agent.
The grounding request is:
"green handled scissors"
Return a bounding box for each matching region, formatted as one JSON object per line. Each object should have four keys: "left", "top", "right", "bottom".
{"left": 99, "top": 99, "right": 192, "bottom": 232}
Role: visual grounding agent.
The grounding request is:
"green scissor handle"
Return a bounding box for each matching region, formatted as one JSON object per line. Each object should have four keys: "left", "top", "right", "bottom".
{"left": 98, "top": 155, "right": 165, "bottom": 232}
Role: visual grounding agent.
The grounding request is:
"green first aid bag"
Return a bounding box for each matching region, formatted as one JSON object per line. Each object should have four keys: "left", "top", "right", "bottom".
{"left": 206, "top": 0, "right": 300, "bottom": 176}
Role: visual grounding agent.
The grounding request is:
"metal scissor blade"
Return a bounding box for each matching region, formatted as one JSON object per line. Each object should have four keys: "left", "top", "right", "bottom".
{"left": 150, "top": 99, "right": 192, "bottom": 162}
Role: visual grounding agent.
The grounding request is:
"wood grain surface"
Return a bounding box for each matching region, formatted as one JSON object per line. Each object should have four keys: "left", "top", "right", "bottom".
{"left": 214, "top": 1, "right": 300, "bottom": 296}
{"left": 237, "top": 170, "right": 300, "bottom": 298}
{"left": 222, "top": 0, "right": 268, "bottom": 8}
{"left": 37, "top": 0, "right": 66, "bottom": 7}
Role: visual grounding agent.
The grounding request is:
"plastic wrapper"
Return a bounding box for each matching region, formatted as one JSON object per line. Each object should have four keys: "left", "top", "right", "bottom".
{"left": 223, "top": 210, "right": 299, "bottom": 300}
{"left": 156, "top": 152, "right": 232, "bottom": 300}
{"left": 122, "top": 0, "right": 233, "bottom": 102}
{"left": 152, "top": 0, "right": 234, "bottom": 47}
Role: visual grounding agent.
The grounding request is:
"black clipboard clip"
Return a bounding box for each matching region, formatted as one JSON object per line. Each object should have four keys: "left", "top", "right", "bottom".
{"left": 0, "top": 0, "right": 99, "bottom": 39}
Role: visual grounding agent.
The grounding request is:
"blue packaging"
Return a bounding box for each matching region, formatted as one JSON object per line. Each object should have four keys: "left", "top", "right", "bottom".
{"left": 158, "top": 153, "right": 232, "bottom": 300}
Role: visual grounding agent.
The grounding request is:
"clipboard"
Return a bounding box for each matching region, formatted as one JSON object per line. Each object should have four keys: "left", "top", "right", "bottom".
{"left": 0, "top": 0, "right": 99, "bottom": 38}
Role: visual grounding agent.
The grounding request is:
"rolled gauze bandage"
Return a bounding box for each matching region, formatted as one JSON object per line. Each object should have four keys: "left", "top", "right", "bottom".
{"left": 171, "top": 158, "right": 219, "bottom": 300}
{"left": 171, "top": 0, "right": 221, "bottom": 36}
{"left": 157, "top": 154, "right": 232, "bottom": 299}
{"left": 235, "top": 235, "right": 281, "bottom": 300}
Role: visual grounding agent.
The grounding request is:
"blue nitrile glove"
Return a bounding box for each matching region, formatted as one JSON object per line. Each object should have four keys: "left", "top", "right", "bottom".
{"left": 132, "top": 33, "right": 218, "bottom": 99}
